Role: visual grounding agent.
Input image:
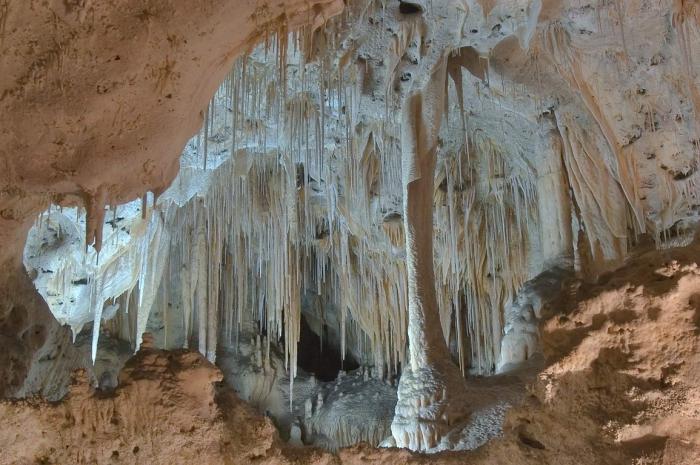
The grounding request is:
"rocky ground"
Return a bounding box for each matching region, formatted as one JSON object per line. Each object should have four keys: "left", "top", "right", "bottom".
{"left": 2, "top": 241, "right": 699, "bottom": 464}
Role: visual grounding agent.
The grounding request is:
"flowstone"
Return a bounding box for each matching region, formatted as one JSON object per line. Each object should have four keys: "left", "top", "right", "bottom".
{"left": 391, "top": 360, "right": 470, "bottom": 450}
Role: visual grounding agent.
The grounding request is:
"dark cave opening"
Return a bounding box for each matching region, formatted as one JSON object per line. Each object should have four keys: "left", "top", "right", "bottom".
{"left": 399, "top": 1, "right": 424, "bottom": 15}
{"left": 296, "top": 314, "right": 359, "bottom": 381}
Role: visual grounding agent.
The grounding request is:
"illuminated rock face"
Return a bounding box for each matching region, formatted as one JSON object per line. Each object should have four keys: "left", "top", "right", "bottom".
{"left": 3, "top": 0, "right": 700, "bottom": 457}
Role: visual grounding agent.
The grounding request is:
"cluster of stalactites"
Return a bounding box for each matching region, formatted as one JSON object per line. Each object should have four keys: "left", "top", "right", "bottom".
{"left": 27, "top": 196, "right": 171, "bottom": 365}
{"left": 117, "top": 10, "right": 540, "bottom": 381}
{"left": 432, "top": 132, "right": 539, "bottom": 374}
{"left": 66, "top": 1, "right": 544, "bottom": 381}
{"left": 164, "top": 26, "right": 542, "bottom": 380}
{"left": 144, "top": 21, "right": 410, "bottom": 402}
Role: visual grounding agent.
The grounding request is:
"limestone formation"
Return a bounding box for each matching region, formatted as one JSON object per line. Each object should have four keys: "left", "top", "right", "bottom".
{"left": 1, "top": 0, "right": 700, "bottom": 463}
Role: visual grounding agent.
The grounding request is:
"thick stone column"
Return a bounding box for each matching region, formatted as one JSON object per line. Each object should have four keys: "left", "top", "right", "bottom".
{"left": 391, "top": 58, "right": 469, "bottom": 451}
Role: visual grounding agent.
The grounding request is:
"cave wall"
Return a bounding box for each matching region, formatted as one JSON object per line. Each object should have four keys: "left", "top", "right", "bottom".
{"left": 4, "top": 0, "right": 700, "bottom": 404}
{"left": 0, "top": 0, "right": 343, "bottom": 396}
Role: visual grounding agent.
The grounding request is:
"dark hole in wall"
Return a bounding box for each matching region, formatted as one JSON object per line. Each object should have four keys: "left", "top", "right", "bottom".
{"left": 296, "top": 314, "right": 358, "bottom": 381}
{"left": 399, "top": 1, "right": 424, "bottom": 15}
